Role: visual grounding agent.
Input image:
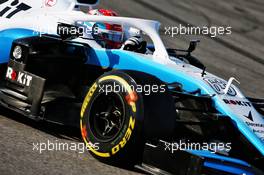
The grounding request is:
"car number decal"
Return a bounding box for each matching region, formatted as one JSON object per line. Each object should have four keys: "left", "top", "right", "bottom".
{"left": 204, "top": 77, "right": 237, "bottom": 96}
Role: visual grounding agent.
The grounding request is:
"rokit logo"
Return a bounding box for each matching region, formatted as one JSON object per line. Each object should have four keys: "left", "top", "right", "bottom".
{"left": 0, "top": 0, "right": 31, "bottom": 18}
{"left": 6, "top": 67, "right": 32, "bottom": 86}
{"left": 223, "top": 99, "right": 252, "bottom": 107}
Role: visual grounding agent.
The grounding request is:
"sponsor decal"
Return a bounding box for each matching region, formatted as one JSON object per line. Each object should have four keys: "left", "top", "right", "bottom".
{"left": 246, "top": 122, "right": 264, "bottom": 128}
{"left": 204, "top": 77, "right": 237, "bottom": 96}
{"left": 246, "top": 121, "right": 264, "bottom": 138}
{"left": 80, "top": 82, "right": 98, "bottom": 118}
{"left": 253, "top": 129, "right": 264, "bottom": 134}
{"left": 241, "top": 111, "right": 264, "bottom": 138}
{"left": 244, "top": 111, "right": 254, "bottom": 122}
{"left": 45, "top": 0, "right": 57, "bottom": 7}
{"left": 81, "top": 125, "right": 87, "bottom": 139}
{"left": 222, "top": 99, "right": 251, "bottom": 107}
{"left": 0, "top": 0, "right": 31, "bottom": 18}
{"left": 5, "top": 67, "right": 32, "bottom": 87}
{"left": 111, "top": 117, "right": 135, "bottom": 155}
{"left": 125, "top": 91, "right": 138, "bottom": 105}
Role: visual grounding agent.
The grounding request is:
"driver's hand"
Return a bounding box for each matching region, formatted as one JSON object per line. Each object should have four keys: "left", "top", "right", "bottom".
{"left": 121, "top": 36, "right": 147, "bottom": 54}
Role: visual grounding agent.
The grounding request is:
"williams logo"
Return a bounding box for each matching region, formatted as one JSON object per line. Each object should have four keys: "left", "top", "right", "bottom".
{"left": 6, "top": 67, "right": 32, "bottom": 87}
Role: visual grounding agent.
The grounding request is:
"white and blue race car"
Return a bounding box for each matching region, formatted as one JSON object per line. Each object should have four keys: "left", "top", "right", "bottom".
{"left": 0, "top": 0, "right": 263, "bottom": 174}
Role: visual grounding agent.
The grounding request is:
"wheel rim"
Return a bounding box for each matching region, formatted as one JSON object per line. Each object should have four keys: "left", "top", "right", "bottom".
{"left": 88, "top": 92, "right": 126, "bottom": 142}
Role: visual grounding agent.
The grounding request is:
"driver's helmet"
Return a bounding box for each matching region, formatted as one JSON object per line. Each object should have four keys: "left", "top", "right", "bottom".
{"left": 87, "top": 9, "right": 124, "bottom": 49}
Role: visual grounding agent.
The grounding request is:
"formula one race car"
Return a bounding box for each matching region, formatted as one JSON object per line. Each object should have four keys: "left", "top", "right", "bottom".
{"left": 0, "top": 0, "right": 264, "bottom": 174}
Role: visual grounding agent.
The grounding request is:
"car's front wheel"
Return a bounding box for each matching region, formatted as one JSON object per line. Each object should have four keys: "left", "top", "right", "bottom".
{"left": 80, "top": 71, "right": 144, "bottom": 164}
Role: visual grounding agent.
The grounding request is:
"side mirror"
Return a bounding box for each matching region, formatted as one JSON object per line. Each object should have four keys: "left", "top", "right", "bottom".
{"left": 187, "top": 40, "right": 200, "bottom": 53}
{"left": 76, "top": 0, "right": 100, "bottom": 6}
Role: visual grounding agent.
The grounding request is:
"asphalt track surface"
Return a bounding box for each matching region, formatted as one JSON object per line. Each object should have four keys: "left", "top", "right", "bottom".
{"left": 1, "top": 0, "right": 264, "bottom": 174}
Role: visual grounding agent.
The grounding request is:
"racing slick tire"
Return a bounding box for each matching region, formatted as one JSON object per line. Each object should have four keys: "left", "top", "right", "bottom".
{"left": 80, "top": 71, "right": 176, "bottom": 165}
